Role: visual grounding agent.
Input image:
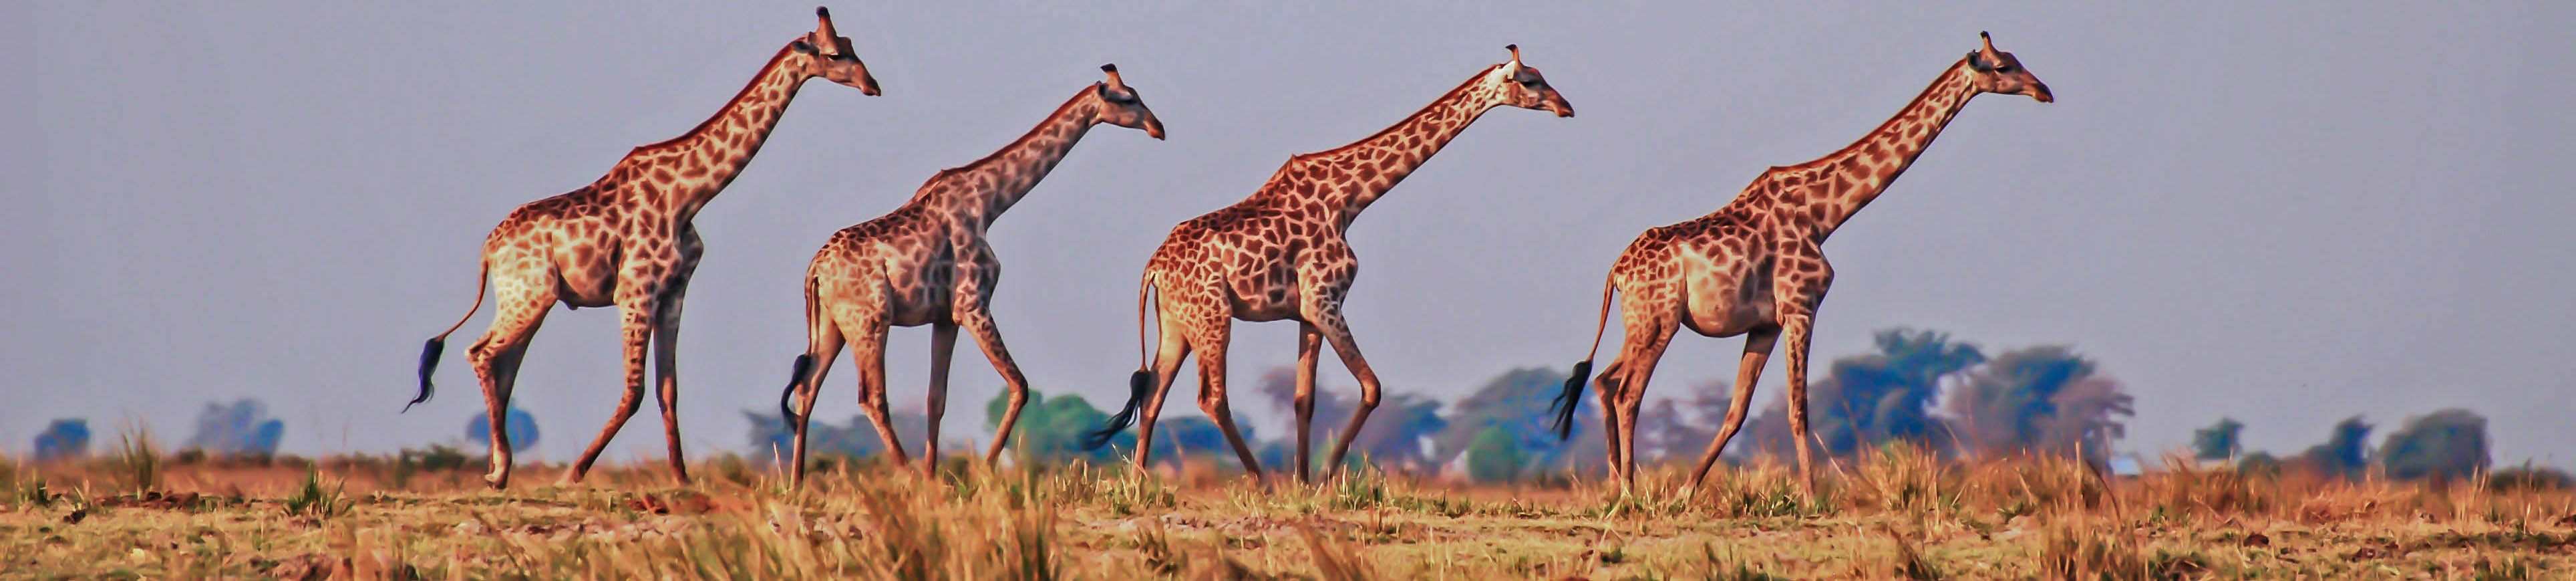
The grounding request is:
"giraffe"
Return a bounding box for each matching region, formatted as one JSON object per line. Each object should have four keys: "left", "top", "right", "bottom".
{"left": 410, "top": 7, "right": 882, "bottom": 489}
{"left": 1087, "top": 45, "right": 1575, "bottom": 484}
{"left": 1549, "top": 32, "right": 2052, "bottom": 492}
{"left": 776, "top": 65, "right": 1165, "bottom": 484}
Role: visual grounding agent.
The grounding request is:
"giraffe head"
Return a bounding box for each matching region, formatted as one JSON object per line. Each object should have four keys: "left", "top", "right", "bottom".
{"left": 1490, "top": 44, "right": 1575, "bottom": 118}
{"left": 788, "top": 7, "right": 882, "bottom": 96}
{"left": 1963, "top": 31, "right": 2052, "bottom": 103}
{"left": 1089, "top": 64, "right": 1167, "bottom": 140}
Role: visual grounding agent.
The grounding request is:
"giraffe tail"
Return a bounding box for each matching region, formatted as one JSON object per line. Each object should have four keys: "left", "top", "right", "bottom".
{"left": 780, "top": 354, "right": 815, "bottom": 429}
{"left": 1550, "top": 273, "right": 1617, "bottom": 440}
{"left": 780, "top": 274, "right": 824, "bottom": 429}
{"left": 1086, "top": 271, "right": 1159, "bottom": 451}
{"left": 410, "top": 259, "right": 490, "bottom": 413}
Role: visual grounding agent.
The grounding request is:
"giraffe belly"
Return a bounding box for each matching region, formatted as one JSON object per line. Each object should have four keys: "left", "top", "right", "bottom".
{"left": 1681, "top": 277, "right": 1774, "bottom": 338}
{"left": 1227, "top": 281, "right": 1300, "bottom": 322}
{"left": 551, "top": 258, "right": 618, "bottom": 308}
{"left": 881, "top": 279, "right": 952, "bottom": 328}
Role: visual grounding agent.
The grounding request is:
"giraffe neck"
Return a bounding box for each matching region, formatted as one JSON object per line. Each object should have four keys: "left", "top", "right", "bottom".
{"left": 1796, "top": 60, "right": 1981, "bottom": 237}
{"left": 1283, "top": 67, "right": 1506, "bottom": 230}
{"left": 617, "top": 43, "right": 810, "bottom": 222}
{"left": 915, "top": 91, "right": 1101, "bottom": 232}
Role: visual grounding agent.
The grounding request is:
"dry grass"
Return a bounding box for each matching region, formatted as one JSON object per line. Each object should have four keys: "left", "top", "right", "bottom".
{"left": 3, "top": 446, "right": 2571, "bottom": 579}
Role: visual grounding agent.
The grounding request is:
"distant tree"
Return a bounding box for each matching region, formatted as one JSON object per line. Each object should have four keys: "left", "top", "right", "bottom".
{"left": 1433, "top": 367, "right": 1601, "bottom": 476}
{"left": 987, "top": 388, "right": 1128, "bottom": 464}
{"left": 1131, "top": 415, "right": 1241, "bottom": 470}
{"left": 1627, "top": 387, "right": 1713, "bottom": 465}
{"left": 2488, "top": 464, "right": 2573, "bottom": 491}
{"left": 184, "top": 399, "right": 284, "bottom": 455}
{"left": 2192, "top": 417, "right": 2245, "bottom": 461}
{"left": 33, "top": 419, "right": 92, "bottom": 462}
{"left": 2237, "top": 451, "right": 2283, "bottom": 478}
{"left": 464, "top": 406, "right": 541, "bottom": 453}
{"left": 2293, "top": 416, "right": 2374, "bottom": 480}
{"left": 1462, "top": 427, "right": 1522, "bottom": 482}
{"left": 1742, "top": 329, "right": 1985, "bottom": 460}
{"left": 1943, "top": 346, "right": 2131, "bottom": 461}
{"left": 2378, "top": 409, "right": 2488, "bottom": 482}
{"left": 746, "top": 408, "right": 929, "bottom": 464}
{"left": 1253, "top": 368, "right": 1446, "bottom": 473}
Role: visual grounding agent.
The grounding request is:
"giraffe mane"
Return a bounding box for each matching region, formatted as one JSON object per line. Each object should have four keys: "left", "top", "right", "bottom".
{"left": 629, "top": 41, "right": 802, "bottom": 154}
{"left": 1280, "top": 64, "right": 1501, "bottom": 166}
{"left": 1769, "top": 57, "right": 1975, "bottom": 174}
{"left": 911, "top": 86, "right": 1094, "bottom": 201}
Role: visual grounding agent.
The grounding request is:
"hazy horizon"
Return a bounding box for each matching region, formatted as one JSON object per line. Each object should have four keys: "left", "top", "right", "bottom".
{"left": 5, "top": 2, "right": 2570, "bottom": 469}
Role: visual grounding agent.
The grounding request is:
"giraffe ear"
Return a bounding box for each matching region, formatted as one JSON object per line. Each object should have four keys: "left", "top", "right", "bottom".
{"left": 1965, "top": 51, "right": 1993, "bottom": 72}
{"left": 792, "top": 38, "right": 818, "bottom": 55}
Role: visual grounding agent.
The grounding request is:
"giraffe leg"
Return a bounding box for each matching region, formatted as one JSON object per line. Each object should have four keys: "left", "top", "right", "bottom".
{"left": 650, "top": 292, "right": 690, "bottom": 485}
{"left": 844, "top": 316, "right": 908, "bottom": 468}
{"left": 563, "top": 302, "right": 655, "bottom": 486}
{"left": 1127, "top": 316, "right": 1193, "bottom": 473}
{"left": 1780, "top": 314, "right": 1819, "bottom": 488}
{"left": 1591, "top": 360, "right": 1626, "bottom": 481}
{"left": 650, "top": 236, "right": 701, "bottom": 485}
{"left": 1609, "top": 323, "right": 1676, "bottom": 493}
{"left": 1191, "top": 329, "right": 1267, "bottom": 483}
{"left": 468, "top": 283, "right": 552, "bottom": 489}
{"left": 789, "top": 323, "right": 844, "bottom": 487}
{"left": 1686, "top": 328, "right": 1779, "bottom": 493}
{"left": 1307, "top": 308, "right": 1384, "bottom": 481}
{"left": 1290, "top": 323, "right": 1323, "bottom": 484}
{"left": 957, "top": 306, "right": 1032, "bottom": 467}
{"left": 921, "top": 322, "right": 958, "bottom": 475}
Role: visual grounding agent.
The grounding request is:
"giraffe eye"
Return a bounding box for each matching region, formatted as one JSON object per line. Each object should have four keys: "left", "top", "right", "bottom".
{"left": 1993, "top": 64, "right": 2017, "bottom": 74}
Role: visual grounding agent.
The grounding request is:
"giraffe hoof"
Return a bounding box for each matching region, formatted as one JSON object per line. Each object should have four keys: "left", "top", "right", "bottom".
{"left": 483, "top": 473, "right": 508, "bottom": 490}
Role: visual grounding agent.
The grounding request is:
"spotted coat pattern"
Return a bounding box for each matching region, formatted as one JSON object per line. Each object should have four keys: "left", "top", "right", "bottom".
{"left": 1563, "top": 35, "right": 2054, "bottom": 492}
{"left": 1108, "top": 49, "right": 1575, "bottom": 483}
{"left": 414, "top": 10, "right": 880, "bottom": 490}
{"left": 780, "top": 73, "right": 1163, "bottom": 484}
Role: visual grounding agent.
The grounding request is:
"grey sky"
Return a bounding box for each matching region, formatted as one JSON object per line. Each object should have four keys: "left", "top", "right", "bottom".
{"left": 5, "top": 2, "right": 2571, "bottom": 467}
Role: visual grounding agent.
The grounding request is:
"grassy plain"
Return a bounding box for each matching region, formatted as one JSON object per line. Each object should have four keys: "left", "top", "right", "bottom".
{"left": 3, "top": 441, "right": 2571, "bottom": 579}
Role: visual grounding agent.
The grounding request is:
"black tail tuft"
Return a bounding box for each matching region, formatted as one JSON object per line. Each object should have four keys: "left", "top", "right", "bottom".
{"left": 780, "top": 354, "right": 815, "bottom": 430}
{"left": 1084, "top": 370, "right": 1155, "bottom": 451}
{"left": 1549, "top": 360, "right": 1593, "bottom": 440}
{"left": 408, "top": 338, "right": 444, "bottom": 413}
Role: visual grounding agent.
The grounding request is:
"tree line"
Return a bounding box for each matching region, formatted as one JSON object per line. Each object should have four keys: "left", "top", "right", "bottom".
{"left": 19, "top": 328, "right": 2537, "bottom": 488}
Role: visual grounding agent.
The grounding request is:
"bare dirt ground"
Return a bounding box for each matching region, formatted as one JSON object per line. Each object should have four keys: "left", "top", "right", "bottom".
{"left": 4, "top": 447, "right": 2571, "bottom": 579}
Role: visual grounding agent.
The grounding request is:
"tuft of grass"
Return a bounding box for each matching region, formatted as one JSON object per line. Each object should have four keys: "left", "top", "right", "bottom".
{"left": 285, "top": 468, "right": 351, "bottom": 519}
{"left": 1096, "top": 470, "right": 1176, "bottom": 516}
{"left": 1329, "top": 465, "right": 1391, "bottom": 511}
{"left": 111, "top": 427, "right": 161, "bottom": 492}
{"left": 1883, "top": 526, "right": 1945, "bottom": 580}
{"left": 1295, "top": 524, "right": 1374, "bottom": 581}
{"left": 1856, "top": 443, "right": 1963, "bottom": 516}
{"left": 3, "top": 459, "right": 53, "bottom": 509}
{"left": 2036, "top": 517, "right": 2147, "bottom": 580}
{"left": 1691, "top": 543, "right": 1790, "bottom": 580}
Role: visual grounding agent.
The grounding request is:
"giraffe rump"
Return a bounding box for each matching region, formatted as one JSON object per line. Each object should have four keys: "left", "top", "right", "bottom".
{"left": 1084, "top": 370, "right": 1154, "bottom": 451}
